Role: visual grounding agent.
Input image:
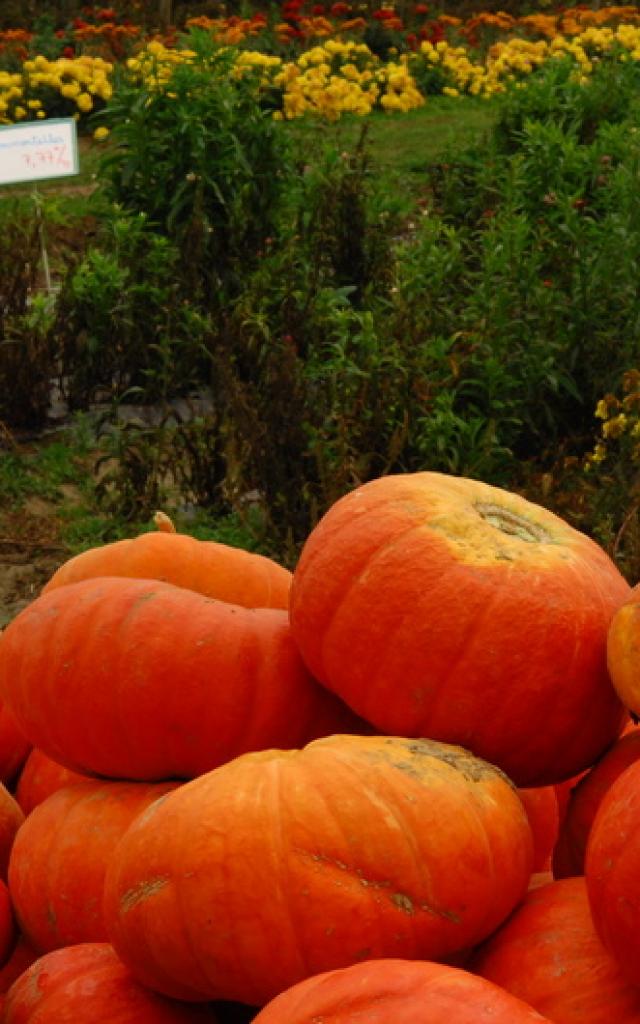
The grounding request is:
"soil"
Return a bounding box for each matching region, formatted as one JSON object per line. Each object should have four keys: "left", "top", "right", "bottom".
{"left": 0, "top": 499, "right": 67, "bottom": 628}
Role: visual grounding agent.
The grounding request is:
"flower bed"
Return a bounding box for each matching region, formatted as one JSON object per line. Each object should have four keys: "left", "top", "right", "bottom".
{"left": 2, "top": 5, "right": 640, "bottom": 127}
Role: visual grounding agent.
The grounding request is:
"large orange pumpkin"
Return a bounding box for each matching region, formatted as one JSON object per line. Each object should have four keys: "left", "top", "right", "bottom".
{"left": 42, "top": 513, "right": 291, "bottom": 610}
{"left": 8, "top": 780, "right": 179, "bottom": 953}
{"left": 289, "top": 472, "right": 628, "bottom": 785}
{"left": 553, "top": 729, "right": 640, "bottom": 878}
{"left": 2, "top": 943, "right": 218, "bottom": 1022}
{"left": 103, "top": 735, "right": 533, "bottom": 1006}
{"left": 252, "top": 958, "right": 551, "bottom": 1023}
{"left": 585, "top": 759, "right": 640, "bottom": 986}
{"left": 0, "top": 578, "right": 361, "bottom": 780}
{"left": 472, "top": 877, "right": 640, "bottom": 1022}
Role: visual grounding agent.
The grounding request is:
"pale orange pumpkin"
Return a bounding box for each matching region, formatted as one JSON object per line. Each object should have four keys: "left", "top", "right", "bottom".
{"left": 43, "top": 512, "right": 291, "bottom": 610}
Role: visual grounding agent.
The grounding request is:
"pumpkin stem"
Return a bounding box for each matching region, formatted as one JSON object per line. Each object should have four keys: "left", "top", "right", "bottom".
{"left": 153, "top": 511, "right": 177, "bottom": 534}
{"left": 474, "top": 503, "right": 551, "bottom": 544}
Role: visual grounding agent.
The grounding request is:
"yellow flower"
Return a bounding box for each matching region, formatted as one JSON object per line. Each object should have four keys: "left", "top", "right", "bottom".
{"left": 60, "top": 81, "right": 81, "bottom": 99}
{"left": 595, "top": 399, "right": 609, "bottom": 419}
{"left": 76, "top": 92, "right": 93, "bottom": 113}
{"left": 602, "top": 414, "right": 628, "bottom": 438}
{"left": 93, "top": 126, "right": 110, "bottom": 142}
{"left": 587, "top": 442, "right": 607, "bottom": 465}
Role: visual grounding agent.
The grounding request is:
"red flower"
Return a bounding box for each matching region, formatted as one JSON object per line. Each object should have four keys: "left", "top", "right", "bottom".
{"left": 62, "top": 45, "right": 75, "bottom": 56}
{"left": 372, "top": 7, "right": 396, "bottom": 19}
{"left": 406, "top": 31, "right": 418, "bottom": 48}
{"left": 312, "top": 3, "right": 326, "bottom": 11}
{"left": 415, "top": 2, "right": 429, "bottom": 12}
{"left": 330, "top": 1, "right": 350, "bottom": 14}
{"left": 420, "top": 20, "right": 444, "bottom": 41}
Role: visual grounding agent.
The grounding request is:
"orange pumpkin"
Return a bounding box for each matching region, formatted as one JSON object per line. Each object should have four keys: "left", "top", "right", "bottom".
{"left": 15, "top": 749, "right": 90, "bottom": 816}
{"left": 0, "top": 702, "right": 31, "bottom": 786}
{"left": 103, "top": 735, "right": 533, "bottom": 1005}
{"left": 0, "top": 880, "right": 15, "bottom": 969}
{"left": 473, "top": 877, "right": 640, "bottom": 1022}
{"left": 290, "top": 472, "right": 628, "bottom": 785}
{"left": 0, "top": 787, "right": 23, "bottom": 881}
{"left": 43, "top": 513, "right": 291, "bottom": 610}
{"left": 606, "top": 588, "right": 640, "bottom": 716}
{"left": 0, "top": 578, "right": 361, "bottom": 780}
{"left": 553, "top": 729, "right": 640, "bottom": 878}
{"left": 252, "top": 958, "right": 551, "bottom": 1023}
{"left": 3, "top": 943, "right": 218, "bottom": 1022}
{"left": 9, "top": 780, "right": 179, "bottom": 952}
{"left": 517, "top": 787, "right": 559, "bottom": 873}
{"left": 0, "top": 934, "right": 39, "bottom": 995}
{"left": 585, "top": 759, "right": 640, "bottom": 985}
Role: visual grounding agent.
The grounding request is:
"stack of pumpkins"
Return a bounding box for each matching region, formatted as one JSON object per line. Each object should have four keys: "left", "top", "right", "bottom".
{"left": 1, "top": 473, "right": 640, "bottom": 1021}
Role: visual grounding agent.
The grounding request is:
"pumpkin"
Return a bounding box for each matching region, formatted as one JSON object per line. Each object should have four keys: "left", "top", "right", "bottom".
{"left": 0, "top": 934, "right": 39, "bottom": 995}
{"left": 0, "top": 786, "right": 23, "bottom": 881}
{"left": 43, "top": 512, "right": 291, "bottom": 610}
{"left": 8, "top": 779, "right": 179, "bottom": 953}
{"left": 0, "top": 578, "right": 362, "bottom": 780}
{"left": 2, "top": 943, "right": 219, "bottom": 1022}
{"left": 472, "top": 877, "right": 640, "bottom": 1022}
{"left": 554, "top": 774, "right": 584, "bottom": 828}
{"left": 606, "top": 589, "right": 640, "bottom": 716}
{"left": 15, "top": 749, "right": 90, "bottom": 816}
{"left": 289, "top": 472, "right": 628, "bottom": 786}
{"left": 0, "top": 702, "right": 31, "bottom": 786}
{"left": 251, "top": 958, "right": 551, "bottom": 1023}
{"left": 517, "top": 787, "right": 559, "bottom": 873}
{"left": 0, "top": 880, "right": 15, "bottom": 969}
{"left": 585, "top": 759, "right": 640, "bottom": 985}
{"left": 553, "top": 729, "right": 640, "bottom": 878}
{"left": 103, "top": 735, "right": 533, "bottom": 1006}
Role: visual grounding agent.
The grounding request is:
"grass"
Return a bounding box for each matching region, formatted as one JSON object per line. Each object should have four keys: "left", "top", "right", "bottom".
{"left": 0, "top": 423, "right": 275, "bottom": 559}
{"left": 287, "top": 95, "right": 498, "bottom": 192}
{"left": 340, "top": 97, "right": 496, "bottom": 173}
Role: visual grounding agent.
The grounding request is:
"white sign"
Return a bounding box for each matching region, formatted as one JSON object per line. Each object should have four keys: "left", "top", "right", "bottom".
{"left": 0, "top": 118, "right": 79, "bottom": 186}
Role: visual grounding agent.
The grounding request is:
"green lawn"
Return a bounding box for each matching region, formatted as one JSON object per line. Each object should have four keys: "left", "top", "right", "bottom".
{"left": 287, "top": 95, "right": 497, "bottom": 189}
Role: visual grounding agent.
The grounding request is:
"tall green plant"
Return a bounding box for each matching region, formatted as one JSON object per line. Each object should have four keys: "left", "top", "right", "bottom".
{"left": 53, "top": 210, "right": 212, "bottom": 409}
{"left": 96, "top": 33, "right": 292, "bottom": 302}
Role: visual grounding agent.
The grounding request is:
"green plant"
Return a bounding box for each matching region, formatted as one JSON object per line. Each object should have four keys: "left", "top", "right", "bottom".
{"left": 53, "top": 210, "right": 212, "bottom": 408}
{"left": 96, "top": 33, "right": 293, "bottom": 304}
{"left": 0, "top": 198, "right": 57, "bottom": 431}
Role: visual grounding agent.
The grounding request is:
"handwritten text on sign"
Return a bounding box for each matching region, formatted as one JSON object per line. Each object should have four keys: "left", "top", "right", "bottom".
{"left": 0, "top": 118, "right": 79, "bottom": 186}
